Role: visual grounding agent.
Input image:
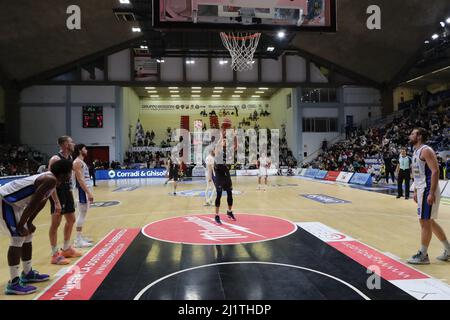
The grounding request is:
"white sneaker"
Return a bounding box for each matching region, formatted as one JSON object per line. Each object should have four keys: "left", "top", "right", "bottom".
{"left": 74, "top": 238, "right": 93, "bottom": 248}
{"left": 437, "top": 250, "right": 450, "bottom": 262}
{"left": 81, "top": 235, "right": 93, "bottom": 243}
{"left": 406, "top": 251, "right": 430, "bottom": 265}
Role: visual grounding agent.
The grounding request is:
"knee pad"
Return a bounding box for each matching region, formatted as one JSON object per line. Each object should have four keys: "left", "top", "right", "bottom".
{"left": 10, "top": 236, "right": 25, "bottom": 247}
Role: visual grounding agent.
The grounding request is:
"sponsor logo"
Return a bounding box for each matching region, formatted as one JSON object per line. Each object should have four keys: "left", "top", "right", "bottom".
{"left": 174, "top": 190, "right": 242, "bottom": 197}
{"left": 37, "top": 229, "right": 140, "bottom": 300}
{"left": 142, "top": 214, "right": 297, "bottom": 245}
{"left": 108, "top": 170, "right": 116, "bottom": 178}
{"left": 301, "top": 194, "right": 350, "bottom": 204}
{"left": 91, "top": 201, "right": 121, "bottom": 208}
{"left": 297, "top": 222, "right": 351, "bottom": 242}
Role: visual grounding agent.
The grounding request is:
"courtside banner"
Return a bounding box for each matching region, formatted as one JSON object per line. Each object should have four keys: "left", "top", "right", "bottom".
{"left": 236, "top": 169, "right": 278, "bottom": 176}
{"left": 336, "top": 172, "right": 354, "bottom": 183}
{"left": 349, "top": 173, "right": 372, "bottom": 187}
{"left": 299, "top": 168, "right": 307, "bottom": 176}
{"left": 96, "top": 169, "right": 167, "bottom": 180}
{"left": 297, "top": 222, "right": 450, "bottom": 300}
{"left": 325, "top": 171, "right": 340, "bottom": 181}
{"left": 37, "top": 228, "right": 140, "bottom": 300}
{"left": 442, "top": 181, "right": 450, "bottom": 197}
{"left": 314, "top": 170, "right": 328, "bottom": 180}
{"left": 305, "top": 169, "right": 319, "bottom": 178}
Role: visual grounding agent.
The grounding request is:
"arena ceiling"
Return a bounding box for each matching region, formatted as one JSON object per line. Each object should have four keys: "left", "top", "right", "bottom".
{"left": 1, "top": 0, "right": 450, "bottom": 88}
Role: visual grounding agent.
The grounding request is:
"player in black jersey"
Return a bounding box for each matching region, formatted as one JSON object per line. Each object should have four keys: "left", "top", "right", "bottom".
{"left": 164, "top": 156, "right": 180, "bottom": 195}
{"left": 212, "top": 136, "right": 236, "bottom": 224}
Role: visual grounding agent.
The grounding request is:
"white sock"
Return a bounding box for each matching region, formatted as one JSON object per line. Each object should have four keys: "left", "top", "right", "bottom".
{"left": 51, "top": 246, "right": 59, "bottom": 255}
{"left": 420, "top": 245, "right": 428, "bottom": 255}
{"left": 22, "top": 260, "right": 32, "bottom": 274}
{"left": 442, "top": 240, "right": 450, "bottom": 251}
{"left": 9, "top": 265, "right": 20, "bottom": 281}
{"left": 63, "top": 241, "right": 70, "bottom": 250}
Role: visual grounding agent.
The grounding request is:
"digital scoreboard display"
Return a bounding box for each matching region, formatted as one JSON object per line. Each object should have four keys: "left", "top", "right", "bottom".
{"left": 83, "top": 106, "right": 103, "bottom": 128}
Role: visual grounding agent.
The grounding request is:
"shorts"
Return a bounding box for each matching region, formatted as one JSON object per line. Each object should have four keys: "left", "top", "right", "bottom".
{"left": 417, "top": 187, "right": 440, "bottom": 220}
{"left": 258, "top": 168, "right": 268, "bottom": 177}
{"left": 77, "top": 186, "right": 93, "bottom": 204}
{"left": 50, "top": 188, "right": 75, "bottom": 214}
{"left": 212, "top": 175, "right": 232, "bottom": 191}
{"left": 169, "top": 169, "right": 179, "bottom": 182}
{"left": 0, "top": 199, "right": 24, "bottom": 237}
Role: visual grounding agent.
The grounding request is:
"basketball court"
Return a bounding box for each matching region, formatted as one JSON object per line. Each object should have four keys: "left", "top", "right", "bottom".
{"left": 1, "top": 0, "right": 450, "bottom": 307}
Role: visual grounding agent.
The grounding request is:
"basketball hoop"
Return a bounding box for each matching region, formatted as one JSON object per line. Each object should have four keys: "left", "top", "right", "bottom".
{"left": 220, "top": 32, "right": 261, "bottom": 72}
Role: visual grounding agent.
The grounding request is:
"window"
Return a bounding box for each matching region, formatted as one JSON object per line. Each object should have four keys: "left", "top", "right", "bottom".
{"left": 302, "top": 118, "right": 339, "bottom": 132}
{"left": 301, "top": 88, "right": 338, "bottom": 103}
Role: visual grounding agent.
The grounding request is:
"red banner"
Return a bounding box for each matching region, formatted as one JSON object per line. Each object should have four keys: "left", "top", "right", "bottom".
{"left": 325, "top": 171, "right": 340, "bottom": 181}
{"left": 37, "top": 228, "right": 139, "bottom": 300}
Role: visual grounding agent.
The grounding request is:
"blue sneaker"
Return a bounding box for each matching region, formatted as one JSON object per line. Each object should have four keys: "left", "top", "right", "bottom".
{"left": 5, "top": 278, "right": 37, "bottom": 295}
{"left": 20, "top": 269, "right": 50, "bottom": 283}
{"left": 215, "top": 215, "right": 222, "bottom": 225}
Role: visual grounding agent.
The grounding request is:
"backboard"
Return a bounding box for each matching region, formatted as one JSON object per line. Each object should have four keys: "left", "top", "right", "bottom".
{"left": 153, "top": 0, "right": 337, "bottom": 32}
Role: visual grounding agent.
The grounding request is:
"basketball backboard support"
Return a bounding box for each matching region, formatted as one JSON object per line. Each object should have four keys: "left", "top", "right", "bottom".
{"left": 153, "top": 0, "right": 337, "bottom": 32}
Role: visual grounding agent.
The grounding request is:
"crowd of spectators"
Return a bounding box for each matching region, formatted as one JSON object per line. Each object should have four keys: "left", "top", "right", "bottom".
{"left": 308, "top": 93, "right": 449, "bottom": 178}
{"left": 0, "top": 144, "right": 47, "bottom": 176}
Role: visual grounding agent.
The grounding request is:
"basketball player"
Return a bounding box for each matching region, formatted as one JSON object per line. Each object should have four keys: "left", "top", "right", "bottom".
{"left": 257, "top": 152, "right": 271, "bottom": 191}
{"left": 73, "top": 144, "right": 94, "bottom": 248}
{"left": 164, "top": 155, "right": 179, "bottom": 195}
{"left": 48, "top": 136, "right": 81, "bottom": 265}
{"left": 212, "top": 134, "right": 236, "bottom": 225}
{"left": 407, "top": 128, "right": 450, "bottom": 264}
{"left": 204, "top": 149, "right": 215, "bottom": 206}
{"left": 0, "top": 159, "right": 73, "bottom": 295}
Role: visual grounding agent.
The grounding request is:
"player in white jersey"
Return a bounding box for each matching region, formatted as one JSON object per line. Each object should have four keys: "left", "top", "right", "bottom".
{"left": 0, "top": 159, "right": 72, "bottom": 295}
{"left": 406, "top": 128, "right": 450, "bottom": 265}
{"left": 73, "top": 144, "right": 94, "bottom": 248}
{"left": 204, "top": 149, "right": 215, "bottom": 206}
{"left": 257, "top": 153, "right": 271, "bottom": 191}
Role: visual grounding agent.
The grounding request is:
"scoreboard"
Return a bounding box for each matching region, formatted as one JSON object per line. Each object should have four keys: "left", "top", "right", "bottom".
{"left": 82, "top": 106, "right": 103, "bottom": 128}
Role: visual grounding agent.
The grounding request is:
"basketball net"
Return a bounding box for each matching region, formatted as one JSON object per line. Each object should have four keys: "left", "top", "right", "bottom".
{"left": 220, "top": 32, "right": 261, "bottom": 72}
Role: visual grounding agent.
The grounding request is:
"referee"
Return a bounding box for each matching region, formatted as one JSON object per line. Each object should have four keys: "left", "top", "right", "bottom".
{"left": 396, "top": 149, "right": 412, "bottom": 199}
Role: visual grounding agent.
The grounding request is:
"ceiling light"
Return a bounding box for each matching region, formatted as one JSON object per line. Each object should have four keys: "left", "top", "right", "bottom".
{"left": 140, "top": 45, "right": 148, "bottom": 49}
{"left": 147, "top": 91, "right": 157, "bottom": 93}
{"left": 171, "top": 95, "right": 180, "bottom": 98}
{"left": 212, "top": 95, "right": 221, "bottom": 98}
{"left": 192, "top": 90, "right": 201, "bottom": 93}
{"left": 267, "top": 46, "right": 275, "bottom": 52}
{"left": 259, "top": 87, "right": 269, "bottom": 90}
{"left": 192, "top": 87, "right": 202, "bottom": 89}
{"left": 219, "top": 60, "right": 229, "bottom": 65}
{"left": 235, "top": 91, "right": 244, "bottom": 94}
{"left": 168, "top": 87, "right": 178, "bottom": 89}
{"left": 232, "top": 95, "right": 241, "bottom": 98}
{"left": 150, "top": 95, "right": 159, "bottom": 98}
{"left": 145, "top": 87, "right": 156, "bottom": 90}
{"left": 446, "top": 17, "right": 450, "bottom": 24}
{"left": 214, "top": 87, "right": 224, "bottom": 89}
{"left": 255, "top": 91, "right": 265, "bottom": 94}
{"left": 432, "top": 34, "right": 439, "bottom": 40}
{"left": 213, "top": 91, "right": 223, "bottom": 93}
{"left": 156, "top": 59, "right": 165, "bottom": 63}
{"left": 252, "top": 95, "right": 261, "bottom": 98}
{"left": 236, "top": 87, "right": 247, "bottom": 90}
{"left": 440, "top": 22, "right": 446, "bottom": 28}
{"left": 191, "top": 95, "right": 201, "bottom": 98}
{"left": 186, "top": 59, "right": 195, "bottom": 64}
{"left": 132, "top": 27, "right": 141, "bottom": 33}
{"left": 424, "top": 40, "right": 430, "bottom": 44}
{"left": 170, "top": 90, "right": 179, "bottom": 93}
{"left": 119, "top": 0, "right": 130, "bottom": 3}
{"left": 277, "top": 31, "right": 286, "bottom": 39}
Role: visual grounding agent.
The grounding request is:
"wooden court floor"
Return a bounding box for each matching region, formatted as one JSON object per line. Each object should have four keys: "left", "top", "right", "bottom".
{"left": 1, "top": 176, "right": 449, "bottom": 300}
